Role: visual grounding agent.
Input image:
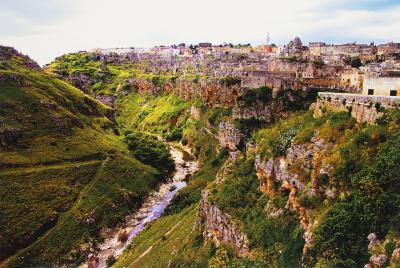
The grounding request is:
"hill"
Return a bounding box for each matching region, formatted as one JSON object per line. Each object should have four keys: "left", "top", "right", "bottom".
{"left": 0, "top": 46, "right": 172, "bottom": 267}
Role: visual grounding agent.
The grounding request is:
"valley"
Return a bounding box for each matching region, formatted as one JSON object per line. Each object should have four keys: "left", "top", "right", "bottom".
{"left": 1, "top": 44, "right": 400, "bottom": 268}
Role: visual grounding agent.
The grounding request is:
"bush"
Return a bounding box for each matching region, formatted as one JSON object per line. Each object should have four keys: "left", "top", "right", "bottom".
{"left": 221, "top": 76, "right": 241, "bottom": 87}
{"left": 117, "top": 230, "right": 128, "bottom": 243}
{"left": 298, "top": 193, "right": 323, "bottom": 209}
{"left": 237, "top": 87, "right": 272, "bottom": 105}
{"left": 312, "top": 131, "right": 400, "bottom": 266}
{"left": 124, "top": 131, "right": 175, "bottom": 178}
{"left": 106, "top": 255, "right": 117, "bottom": 267}
{"left": 233, "top": 117, "right": 265, "bottom": 135}
{"left": 350, "top": 58, "right": 363, "bottom": 68}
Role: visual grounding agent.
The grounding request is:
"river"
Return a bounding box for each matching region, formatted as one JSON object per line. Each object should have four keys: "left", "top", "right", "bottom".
{"left": 85, "top": 145, "right": 198, "bottom": 268}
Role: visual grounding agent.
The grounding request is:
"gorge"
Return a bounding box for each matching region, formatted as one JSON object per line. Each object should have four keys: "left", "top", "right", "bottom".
{"left": 1, "top": 46, "right": 400, "bottom": 268}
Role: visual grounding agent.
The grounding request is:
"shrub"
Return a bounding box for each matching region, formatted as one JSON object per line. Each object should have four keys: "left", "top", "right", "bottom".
{"left": 233, "top": 117, "right": 265, "bottom": 135}
{"left": 124, "top": 131, "right": 175, "bottom": 178}
{"left": 350, "top": 58, "right": 363, "bottom": 68}
{"left": 298, "top": 193, "right": 323, "bottom": 209}
{"left": 221, "top": 76, "right": 241, "bottom": 87}
{"left": 181, "top": 138, "right": 188, "bottom": 146}
{"left": 106, "top": 255, "right": 117, "bottom": 267}
{"left": 117, "top": 230, "right": 129, "bottom": 243}
{"left": 312, "top": 130, "right": 400, "bottom": 266}
{"left": 237, "top": 87, "right": 272, "bottom": 105}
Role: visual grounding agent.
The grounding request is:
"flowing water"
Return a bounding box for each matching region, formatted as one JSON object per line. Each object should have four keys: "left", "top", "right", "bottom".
{"left": 85, "top": 145, "right": 198, "bottom": 268}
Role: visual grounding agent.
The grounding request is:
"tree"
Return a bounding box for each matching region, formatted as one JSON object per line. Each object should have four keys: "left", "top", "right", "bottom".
{"left": 351, "top": 58, "right": 363, "bottom": 68}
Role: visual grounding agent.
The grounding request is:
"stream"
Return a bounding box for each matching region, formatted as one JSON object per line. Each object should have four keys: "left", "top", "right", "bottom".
{"left": 85, "top": 145, "right": 198, "bottom": 268}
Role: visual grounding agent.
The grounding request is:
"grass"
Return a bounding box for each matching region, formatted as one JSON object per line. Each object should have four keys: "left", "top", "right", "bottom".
{"left": 116, "top": 93, "right": 190, "bottom": 140}
{"left": 0, "top": 47, "right": 169, "bottom": 266}
{"left": 114, "top": 205, "right": 199, "bottom": 268}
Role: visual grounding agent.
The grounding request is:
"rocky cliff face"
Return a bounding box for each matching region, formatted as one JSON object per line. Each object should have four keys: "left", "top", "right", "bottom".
{"left": 218, "top": 121, "right": 243, "bottom": 151}
{"left": 134, "top": 78, "right": 244, "bottom": 107}
{"left": 254, "top": 135, "right": 333, "bottom": 257}
{"left": 59, "top": 72, "right": 244, "bottom": 108}
{"left": 196, "top": 189, "right": 250, "bottom": 257}
{"left": 233, "top": 89, "right": 318, "bottom": 121}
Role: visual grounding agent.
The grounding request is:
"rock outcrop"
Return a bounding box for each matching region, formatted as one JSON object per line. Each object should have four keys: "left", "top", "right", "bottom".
{"left": 365, "top": 233, "right": 387, "bottom": 268}
{"left": 218, "top": 121, "right": 243, "bottom": 151}
{"left": 196, "top": 189, "right": 250, "bottom": 257}
{"left": 233, "top": 88, "right": 318, "bottom": 121}
{"left": 254, "top": 135, "right": 333, "bottom": 258}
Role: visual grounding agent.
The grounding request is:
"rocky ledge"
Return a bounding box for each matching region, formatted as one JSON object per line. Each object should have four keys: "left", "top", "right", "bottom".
{"left": 196, "top": 189, "right": 250, "bottom": 257}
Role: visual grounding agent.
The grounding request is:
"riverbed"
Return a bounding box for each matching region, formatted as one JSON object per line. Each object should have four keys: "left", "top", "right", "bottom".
{"left": 86, "top": 145, "right": 198, "bottom": 268}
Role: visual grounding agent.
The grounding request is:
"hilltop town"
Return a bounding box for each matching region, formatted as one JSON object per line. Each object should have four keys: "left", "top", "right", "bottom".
{"left": 89, "top": 38, "right": 400, "bottom": 96}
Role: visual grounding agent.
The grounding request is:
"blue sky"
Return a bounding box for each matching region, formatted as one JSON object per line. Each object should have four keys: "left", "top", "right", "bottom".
{"left": 1, "top": 0, "right": 399, "bottom": 65}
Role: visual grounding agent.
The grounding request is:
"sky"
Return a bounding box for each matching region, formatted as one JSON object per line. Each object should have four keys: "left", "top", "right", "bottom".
{"left": 1, "top": 0, "right": 400, "bottom": 65}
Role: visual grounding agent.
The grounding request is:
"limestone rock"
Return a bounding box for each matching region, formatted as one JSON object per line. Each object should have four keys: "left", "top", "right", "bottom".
{"left": 196, "top": 189, "right": 250, "bottom": 257}
{"left": 218, "top": 121, "right": 243, "bottom": 151}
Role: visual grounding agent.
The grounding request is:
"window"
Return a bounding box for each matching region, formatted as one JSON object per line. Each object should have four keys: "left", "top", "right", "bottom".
{"left": 390, "top": 90, "right": 397, "bottom": 96}
{"left": 368, "top": 89, "right": 374, "bottom": 95}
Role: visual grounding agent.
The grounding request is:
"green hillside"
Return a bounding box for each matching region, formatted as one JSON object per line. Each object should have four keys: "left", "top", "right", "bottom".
{"left": 0, "top": 47, "right": 171, "bottom": 267}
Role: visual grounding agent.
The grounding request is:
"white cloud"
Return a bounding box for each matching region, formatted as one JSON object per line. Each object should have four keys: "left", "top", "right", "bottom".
{"left": 1, "top": 0, "right": 399, "bottom": 65}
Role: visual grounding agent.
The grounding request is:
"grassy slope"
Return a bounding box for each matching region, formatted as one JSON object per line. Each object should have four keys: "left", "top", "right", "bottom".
{"left": 0, "top": 48, "right": 162, "bottom": 267}
{"left": 116, "top": 93, "right": 190, "bottom": 140}
{"left": 45, "top": 52, "right": 177, "bottom": 96}
{"left": 111, "top": 92, "right": 232, "bottom": 267}
{"left": 114, "top": 205, "right": 199, "bottom": 268}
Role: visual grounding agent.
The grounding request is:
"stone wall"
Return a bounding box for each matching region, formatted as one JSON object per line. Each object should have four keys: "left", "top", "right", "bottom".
{"left": 241, "top": 76, "right": 300, "bottom": 91}
{"left": 314, "top": 92, "right": 400, "bottom": 123}
{"left": 233, "top": 88, "right": 319, "bottom": 121}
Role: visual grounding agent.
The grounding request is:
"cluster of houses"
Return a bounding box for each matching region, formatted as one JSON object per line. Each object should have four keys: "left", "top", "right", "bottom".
{"left": 92, "top": 37, "right": 400, "bottom": 98}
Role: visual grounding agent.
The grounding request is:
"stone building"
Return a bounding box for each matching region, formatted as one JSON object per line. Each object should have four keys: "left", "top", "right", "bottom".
{"left": 377, "top": 42, "right": 400, "bottom": 55}
{"left": 308, "top": 42, "right": 375, "bottom": 62}
{"left": 363, "top": 76, "right": 400, "bottom": 96}
{"left": 340, "top": 68, "right": 364, "bottom": 91}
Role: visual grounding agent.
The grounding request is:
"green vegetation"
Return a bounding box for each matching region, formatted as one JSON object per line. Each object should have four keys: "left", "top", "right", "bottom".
{"left": 310, "top": 112, "right": 400, "bottom": 266}
{"left": 0, "top": 47, "right": 172, "bottom": 267}
{"left": 116, "top": 93, "right": 190, "bottom": 141}
{"left": 350, "top": 57, "right": 363, "bottom": 68}
{"left": 5, "top": 45, "right": 400, "bottom": 268}
{"left": 210, "top": 158, "right": 304, "bottom": 267}
{"left": 252, "top": 108, "right": 400, "bottom": 266}
{"left": 237, "top": 86, "right": 272, "bottom": 105}
{"left": 46, "top": 52, "right": 178, "bottom": 96}
{"left": 114, "top": 205, "right": 200, "bottom": 268}
{"left": 124, "top": 130, "right": 175, "bottom": 178}
{"left": 219, "top": 76, "right": 241, "bottom": 87}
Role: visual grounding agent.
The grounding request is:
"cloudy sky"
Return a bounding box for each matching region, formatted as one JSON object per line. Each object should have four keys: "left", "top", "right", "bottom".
{"left": 1, "top": 0, "right": 400, "bottom": 65}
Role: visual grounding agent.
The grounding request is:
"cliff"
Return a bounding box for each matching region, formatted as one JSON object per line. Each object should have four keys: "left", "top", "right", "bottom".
{"left": 254, "top": 135, "right": 333, "bottom": 257}
{"left": 196, "top": 189, "right": 250, "bottom": 257}
{"left": 233, "top": 88, "right": 318, "bottom": 121}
